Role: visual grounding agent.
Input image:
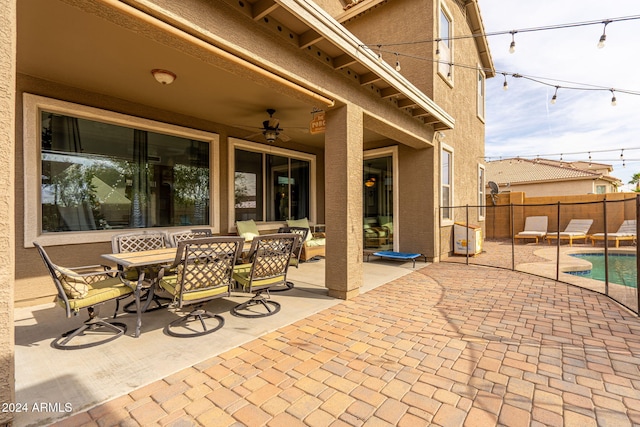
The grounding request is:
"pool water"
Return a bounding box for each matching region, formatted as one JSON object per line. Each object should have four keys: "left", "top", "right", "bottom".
{"left": 567, "top": 253, "right": 637, "bottom": 288}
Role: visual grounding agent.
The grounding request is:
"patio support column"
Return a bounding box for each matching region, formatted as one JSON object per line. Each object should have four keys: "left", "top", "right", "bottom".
{"left": 0, "top": 0, "right": 16, "bottom": 424}
{"left": 324, "top": 104, "right": 363, "bottom": 299}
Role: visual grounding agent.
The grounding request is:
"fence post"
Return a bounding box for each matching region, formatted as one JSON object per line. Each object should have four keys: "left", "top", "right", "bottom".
{"left": 637, "top": 195, "right": 640, "bottom": 316}
{"left": 510, "top": 203, "right": 515, "bottom": 271}
{"left": 603, "top": 198, "right": 609, "bottom": 296}
{"left": 556, "top": 201, "right": 561, "bottom": 282}
{"left": 465, "top": 204, "right": 469, "bottom": 265}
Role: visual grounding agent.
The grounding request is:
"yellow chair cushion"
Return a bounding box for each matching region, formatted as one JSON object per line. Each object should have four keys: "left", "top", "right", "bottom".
{"left": 159, "top": 275, "right": 229, "bottom": 302}
{"left": 56, "top": 266, "right": 89, "bottom": 298}
{"left": 232, "top": 264, "right": 286, "bottom": 291}
{"left": 58, "top": 277, "right": 133, "bottom": 312}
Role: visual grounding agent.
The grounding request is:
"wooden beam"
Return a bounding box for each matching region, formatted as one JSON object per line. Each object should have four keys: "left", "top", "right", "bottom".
{"left": 252, "top": 0, "right": 279, "bottom": 20}
{"left": 360, "top": 72, "right": 381, "bottom": 85}
{"left": 299, "top": 29, "right": 323, "bottom": 48}
{"left": 380, "top": 87, "right": 401, "bottom": 98}
{"left": 333, "top": 53, "right": 356, "bottom": 69}
{"left": 397, "top": 98, "right": 417, "bottom": 108}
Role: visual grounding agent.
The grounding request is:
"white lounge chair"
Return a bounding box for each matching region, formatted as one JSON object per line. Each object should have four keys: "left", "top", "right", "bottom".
{"left": 590, "top": 220, "right": 637, "bottom": 248}
{"left": 514, "top": 216, "right": 548, "bottom": 244}
{"left": 546, "top": 219, "right": 593, "bottom": 246}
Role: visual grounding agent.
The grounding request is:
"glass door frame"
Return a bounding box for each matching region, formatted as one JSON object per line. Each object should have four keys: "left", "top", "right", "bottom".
{"left": 364, "top": 147, "right": 399, "bottom": 252}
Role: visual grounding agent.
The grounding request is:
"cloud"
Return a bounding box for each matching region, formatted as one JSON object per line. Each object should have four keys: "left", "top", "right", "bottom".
{"left": 479, "top": 0, "right": 640, "bottom": 184}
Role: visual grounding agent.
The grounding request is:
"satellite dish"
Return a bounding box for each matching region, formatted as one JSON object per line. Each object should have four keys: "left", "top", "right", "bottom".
{"left": 488, "top": 181, "right": 500, "bottom": 195}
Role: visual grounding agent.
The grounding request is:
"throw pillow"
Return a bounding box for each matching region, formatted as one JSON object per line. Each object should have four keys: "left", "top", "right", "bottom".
{"left": 287, "top": 218, "right": 312, "bottom": 242}
{"left": 56, "top": 266, "right": 89, "bottom": 298}
{"left": 236, "top": 219, "right": 260, "bottom": 241}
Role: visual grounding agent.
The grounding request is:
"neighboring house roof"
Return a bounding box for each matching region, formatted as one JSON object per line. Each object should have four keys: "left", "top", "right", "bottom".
{"left": 486, "top": 158, "right": 622, "bottom": 186}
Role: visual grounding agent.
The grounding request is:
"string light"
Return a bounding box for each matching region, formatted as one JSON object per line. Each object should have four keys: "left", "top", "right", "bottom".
{"left": 610, "top": 89, "right": 617, "bottom": 106}
{"left": 485, "top": 147, "right": 640, "bottom": 165}
{"left": 363, "top": 46, "right": 640, "bottom": 105}
{"left": 588, "top": 152, "right": 592, "bottom": 167}
{"left": 502, "top": 73, "right": 508, "bottom": 90}
{"left": 395, "top": 53, "right": 401, "bottom": 71}
{"left": 377, "top": 45, "right": 382, "bottom": 61}
{"left": 550, "top": 86, "right": 559, "bottom": 104}
{"left": 434, "top": 39, "right": 441, "bottom": 59}
{"left": 509, "top": 31, "right": 516, "bottom": 54}
{"left": 597, "top": 20, "right": 610, "bottom": 49}
{"left": 363, "top": 15, "right": 640, "bottom": 48}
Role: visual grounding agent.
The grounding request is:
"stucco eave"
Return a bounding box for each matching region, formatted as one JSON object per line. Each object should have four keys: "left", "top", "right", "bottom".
{"left": 276, "top": 0, "right": 455, "bottom": 130}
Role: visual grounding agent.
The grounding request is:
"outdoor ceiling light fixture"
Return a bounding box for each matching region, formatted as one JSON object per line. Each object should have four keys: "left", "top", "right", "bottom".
{"left": 263, "top": 128, "right": 279, "bottom": 143}
{"left": 151, "top": 69, "right": 177, "bottom": 85}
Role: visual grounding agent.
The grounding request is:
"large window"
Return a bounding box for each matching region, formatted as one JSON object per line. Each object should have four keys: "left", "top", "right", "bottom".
{"left": 438, "top": 7, "right": 453, "bottom": 81}
{"left": 441, "top": 145, "right": 454, "bottom": 223}
{"left": 24, "top": 94, "right": 220, "bottom": 247}
{"left": 232, "top": 140, "right": 314, "bottom": 225}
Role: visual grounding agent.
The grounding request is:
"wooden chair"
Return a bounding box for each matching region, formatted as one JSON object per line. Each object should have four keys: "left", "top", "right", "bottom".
{"left": 545, "top": 219, "right": 593, "bottom": 246}
{"left": 514, "top": 216, "right": 548, "bottom": 244}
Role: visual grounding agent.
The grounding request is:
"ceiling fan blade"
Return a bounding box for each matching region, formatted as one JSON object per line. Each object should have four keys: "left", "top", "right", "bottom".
{"left": 244, "top": 132, "right": 264, "bottom": 139}
{"left": 279, "top": 133, "right": 291, "bottom": 142}
{"left": 268, "top": 117, "right": 280, "bottom": 128}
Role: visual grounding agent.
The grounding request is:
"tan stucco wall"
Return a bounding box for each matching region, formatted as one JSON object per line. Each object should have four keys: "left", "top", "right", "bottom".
{"left": 507, "top": 179, "right": 615, "bottom": 198}
{"left": 0, "top": 0, "right": 16, "bottom": 422}
{"left": 14, "top": 74, "right": 325, "bottom": 305}
{"left": 485, "top": 191, "right": 637, "bottom": 240}
{"left": 346, "top": 0, "right": 487, "bottom": 255}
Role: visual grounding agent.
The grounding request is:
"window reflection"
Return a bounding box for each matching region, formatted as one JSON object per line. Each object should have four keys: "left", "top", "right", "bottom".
{"left": 41, "top": 112, "right": 210, "bottom": 232}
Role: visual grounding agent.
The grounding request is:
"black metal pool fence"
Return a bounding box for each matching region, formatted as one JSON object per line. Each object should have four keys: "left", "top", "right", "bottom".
{"left": 439, "top": 196, "right": 640, "bottom": 316}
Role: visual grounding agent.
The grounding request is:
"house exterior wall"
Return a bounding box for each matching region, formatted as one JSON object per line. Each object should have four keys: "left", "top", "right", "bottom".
{"left": 13, "top": 0, "right": 441, "bottom": 305}
{"left": 504, "top": 178, "right": 614, "bottom": 198}
{"left": 341, "top": 0, "right": 488, "bottom": 256}
{"left": 12, "top": 0, "right": 491, "bottom": 295}
{"left": 0, "top": 0, "right": 16, "bottom": 421}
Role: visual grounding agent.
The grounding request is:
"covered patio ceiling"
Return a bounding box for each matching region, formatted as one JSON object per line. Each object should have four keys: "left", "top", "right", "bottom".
{"left": 17, "top": 0, "right": 458, "bottom": 149}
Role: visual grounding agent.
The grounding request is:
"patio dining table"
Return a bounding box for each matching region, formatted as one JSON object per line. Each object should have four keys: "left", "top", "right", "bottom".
{"left": 102, "top": 241, "right": 253, "bottom": 337}
{"left": 102, "top": 247, "right": 178, "bottom": 338}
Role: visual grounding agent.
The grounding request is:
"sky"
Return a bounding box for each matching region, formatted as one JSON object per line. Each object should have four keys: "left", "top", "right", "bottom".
{"left": 477, "top": 0, "right": 640, "bottom": 190}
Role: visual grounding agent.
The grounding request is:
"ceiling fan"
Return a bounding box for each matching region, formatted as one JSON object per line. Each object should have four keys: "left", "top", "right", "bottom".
{"left": 244, "top": 109, "right": 291, "bottom": 143}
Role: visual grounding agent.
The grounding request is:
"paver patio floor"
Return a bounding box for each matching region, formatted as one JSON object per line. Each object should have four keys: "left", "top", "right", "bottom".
{"left": 50, "top": 263, "right": 640, "bottom": 427}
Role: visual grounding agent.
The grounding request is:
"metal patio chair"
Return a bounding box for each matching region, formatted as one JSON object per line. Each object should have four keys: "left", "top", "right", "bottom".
{"left": 231, "top": 234, "right": 296, "bottom": 318}
{"left": 168, "top": 228, "right": 213, "bottom": 247}
{"left": 111, "top": 231, "right": 171, "bottom": 312}
{"left": 34, "top": 242, "right": 140, "bottom": 350}
{"left": 159, "top": 237, "right": 244, "bottom": 337}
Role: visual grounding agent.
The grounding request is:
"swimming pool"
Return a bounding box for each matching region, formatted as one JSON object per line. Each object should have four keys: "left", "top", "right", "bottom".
{"left": 567, "top": 253, "right": 637, "bottom": 288}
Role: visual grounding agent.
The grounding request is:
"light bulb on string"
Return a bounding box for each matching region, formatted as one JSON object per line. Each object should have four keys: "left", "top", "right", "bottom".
{"left": 395, "top": 53, "right": 401, "bottom": 71}
{"left": 434, "top": 39, "right": 440, "bottom": 59}
{"left": 502, "top": 73, "right": 508, "bottom": 91}
{"left": 560, "top": 153, "right": 564, "bottom": 167}
{"left": 509, "top": 31, "right": 517, "bottom": 54}
{"left": 588, "top": 152, "right": 592, "bottom": 167}
{"left": 597, "top": 21, "right": 610, "bottom": 49}
{"left": 610, "top": 89, "right": 617, "bottom": 106}
{"left": 550, "top": 86, "right": 559, "bottom": 104}
{"left": 377, "top": 45, "right": 383, "bottom": 61}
